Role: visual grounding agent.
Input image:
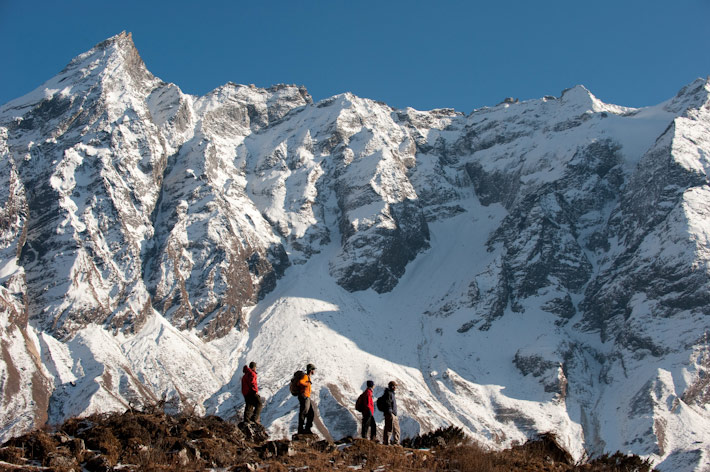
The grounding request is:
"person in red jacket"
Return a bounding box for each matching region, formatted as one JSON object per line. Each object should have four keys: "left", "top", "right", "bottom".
{"left": 241, "top": 362, "right": 263, "bottom": 424}
{"left": 359, "top": 380, "right": 376, "bottom": 440}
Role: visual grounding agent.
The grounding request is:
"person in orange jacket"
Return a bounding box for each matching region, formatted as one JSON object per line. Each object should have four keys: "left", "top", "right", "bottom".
{"left": 241, "top": 361, "right": 263, "bottom": 423}
{"left": 297, "top": 363, "right": 316, "bottom": 434}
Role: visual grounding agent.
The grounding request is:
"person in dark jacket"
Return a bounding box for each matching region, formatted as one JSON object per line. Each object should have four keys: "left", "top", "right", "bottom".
{"left": 241, "top": 362, "right": 263, "bottom": 423}
{"left": 297, "top": 363, "right": 316, "bottom": 434}
{"left": 359, "top": 380, "right": 376, "bottom": 440}
{"left": 383, "top": 380, "right": 400, "bottom": 445}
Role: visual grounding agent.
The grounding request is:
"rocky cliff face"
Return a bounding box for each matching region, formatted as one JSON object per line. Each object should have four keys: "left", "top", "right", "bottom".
{"left": 1, "top": 33, "right": 310, "bottom": 341}
{"left": 1, "top": 32, "right": 709, "bottom": 471}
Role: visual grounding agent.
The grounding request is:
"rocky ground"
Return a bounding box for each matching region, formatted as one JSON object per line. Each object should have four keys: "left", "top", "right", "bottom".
{"left": 0, "top": 407, "right": 654, "bottom": 471}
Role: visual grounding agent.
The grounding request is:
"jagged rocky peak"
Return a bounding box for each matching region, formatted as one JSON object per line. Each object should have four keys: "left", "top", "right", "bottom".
{"left": 580, "top": 77, "right": 710, "bottom": 344}
{"left": 56, "top": 31, "right": 156, "bottom": 102}
{"left": 552, "top": 85, "right": 631, "bottom": 122}
{"left": 308, "top": 93, "right": 432, "bottom": 293}
{"left": 0, "top": 32, "right": 178, "bottom": 339}
{"left": 664, "top": 76, "right": 710, "bottom": 114}
{"left": 559, "top": 84, "right": 596, "bottom": 107}
{"left": 85, "top": 31, "right": 148, "bottom": 75}
{"left": 197, "top": 82, "right": 312, "bottom": 133}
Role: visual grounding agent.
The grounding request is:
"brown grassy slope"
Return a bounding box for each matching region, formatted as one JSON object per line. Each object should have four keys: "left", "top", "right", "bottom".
{"left": 0, "top": 409, "right": 656, "bottom": 471}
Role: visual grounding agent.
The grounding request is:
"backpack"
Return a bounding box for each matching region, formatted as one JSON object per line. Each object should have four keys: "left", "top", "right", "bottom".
{"left": 376, "top": 392, "right": 389, "bottom": 412}
{"left": 289, "top": 370, "right": 306, "bottom": 396}
{"left": 355, "top": 391, "right": 368, "bottom": 412}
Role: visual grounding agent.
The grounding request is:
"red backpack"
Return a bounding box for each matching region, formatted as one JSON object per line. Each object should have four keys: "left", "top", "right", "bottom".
{"left": 355, "top": 391, "right": 368, "bottom": 412}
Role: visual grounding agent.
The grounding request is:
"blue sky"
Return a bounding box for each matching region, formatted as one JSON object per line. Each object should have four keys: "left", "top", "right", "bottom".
{"left": 1, "top": 0, "right": 709, "bottom": 112}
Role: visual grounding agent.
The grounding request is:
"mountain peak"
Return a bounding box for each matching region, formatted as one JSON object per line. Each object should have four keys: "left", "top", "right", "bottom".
{"left": 64, "top": 30, "right": 141, "bottom": 71}
{"left": 663, "top": 76, "right": 710, "bottom": 113}
{"left": 675, "top": 76, "right": 709, "bottom": 98}
{"left": 560, "top": 84, "right": 592, "bottom": 98}
{"left": 56, "top": 30, "right": 158, "bottom": 106}
{"left": 0, "top": 32, "right": 150, "bottom": 113}
{"left": 557, "top": 83, "right": 632, "bottom": 115}
{"left": 559, "top": 84, "right": 599, "bottom": 110}
{"left": 94, "top": 31, "right": 135, "bottom": 52}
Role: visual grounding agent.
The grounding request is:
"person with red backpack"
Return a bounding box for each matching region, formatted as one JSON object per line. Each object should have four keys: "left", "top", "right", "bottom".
{"left": 241, "top": 361, "right": 263, "bottom": 423}
{"left": 355, "top": 380, "right": 376, "bottom": 440}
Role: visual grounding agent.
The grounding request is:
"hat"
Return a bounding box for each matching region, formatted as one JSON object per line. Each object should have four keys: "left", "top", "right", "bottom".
{"left": 249, "top": 361, "right": 257, "bottom": 369}
{"left": 366, "top": 380, "right": 374, "bottom": 388}
{"left": 306, "top": 363, "right": 316, "bottom": 372}
{"left": 388, "top": 381, "right": 397, "bottom": 388}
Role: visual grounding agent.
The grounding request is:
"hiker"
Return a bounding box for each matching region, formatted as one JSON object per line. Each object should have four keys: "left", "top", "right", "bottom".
{"left": 382, "top": 381, "right": 400, "bottom": 445}
{"left": 241, "top": 361, "right": 263, "bottom": 424}
{"left": 356, "top": 380, "right": 376, "bottom": 440}
{"left": 297, "top": 363, "right": 316, "bottom": 434}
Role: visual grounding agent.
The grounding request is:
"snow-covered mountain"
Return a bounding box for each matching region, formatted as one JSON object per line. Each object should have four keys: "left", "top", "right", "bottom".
{"left": 1, "top": 31, "right": 709, "bottom": 471}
